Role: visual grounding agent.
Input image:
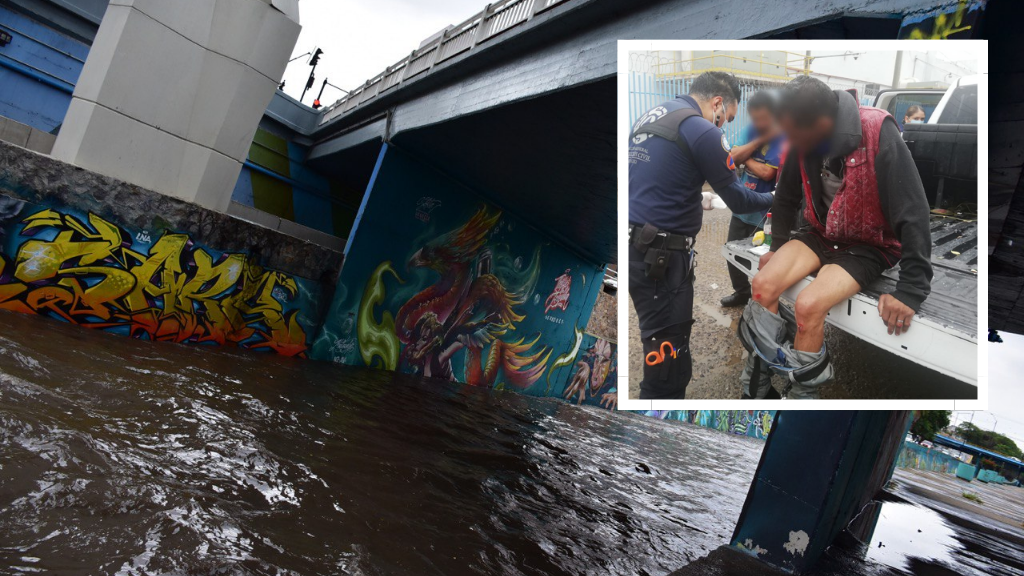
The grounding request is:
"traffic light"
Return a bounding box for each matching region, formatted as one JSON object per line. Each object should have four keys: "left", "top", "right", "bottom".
{"left": 301, "top": 48, "right": 324, "bottom": 105}
{"left": 312, "top": 78, "right": 328, "bottom": 109}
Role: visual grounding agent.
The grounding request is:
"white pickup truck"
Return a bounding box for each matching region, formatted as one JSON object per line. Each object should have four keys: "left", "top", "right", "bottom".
{"left": 722, "top": 77, "right": 979, "bottom": 386}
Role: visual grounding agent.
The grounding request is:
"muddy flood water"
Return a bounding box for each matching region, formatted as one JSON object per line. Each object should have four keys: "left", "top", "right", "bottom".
{"left": 0, "top": 310, "right": 762, "bottom": 575}
{"left": 2, "top": 311, "right": 1021, "bottom": 576}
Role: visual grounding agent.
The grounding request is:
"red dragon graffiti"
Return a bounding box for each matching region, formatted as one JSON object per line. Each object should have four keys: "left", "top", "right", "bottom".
{"left": 391, "top": 206, "right": 550, "bottom": 387}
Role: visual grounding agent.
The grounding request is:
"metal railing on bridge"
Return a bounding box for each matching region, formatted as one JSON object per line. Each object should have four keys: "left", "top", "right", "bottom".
{"left": 320, "top": 0, "right": 571, "bottom": 126}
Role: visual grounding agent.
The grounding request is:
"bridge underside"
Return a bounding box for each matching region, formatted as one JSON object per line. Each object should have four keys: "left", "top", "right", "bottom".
{"left": 394, "top": 79, "right": 616, "bottom": 264}
{"left": 308, "top": 79, "right": 616, "bottom": 264}
{"left": 304, "top": 0, "right": 977, "bottom": 266}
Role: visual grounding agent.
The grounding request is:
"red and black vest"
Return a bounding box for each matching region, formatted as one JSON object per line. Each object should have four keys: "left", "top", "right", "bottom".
{"left": 797, "top": 106, "right": 901, "bottom": 257}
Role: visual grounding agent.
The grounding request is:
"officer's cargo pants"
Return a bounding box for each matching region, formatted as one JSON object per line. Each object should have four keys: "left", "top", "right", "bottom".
{"left": 629, "top": 244, "right": 694, "bottom": 399}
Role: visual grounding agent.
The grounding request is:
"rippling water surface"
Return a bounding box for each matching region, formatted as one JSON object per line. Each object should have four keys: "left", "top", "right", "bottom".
{"left": 0, "top": 311, "right": 763, "bottom": 575}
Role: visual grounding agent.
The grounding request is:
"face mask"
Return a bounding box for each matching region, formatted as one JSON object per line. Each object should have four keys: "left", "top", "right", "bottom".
{"left": 907, "top": 119, "right": 924, "bottom": 124}
{"left": 715, "top": 99, "right": 727, "bottom": 129}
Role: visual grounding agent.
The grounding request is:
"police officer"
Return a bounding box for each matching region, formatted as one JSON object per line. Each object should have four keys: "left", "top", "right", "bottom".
{"left": 628, "top": 71, "right": 775, "bottom": 399}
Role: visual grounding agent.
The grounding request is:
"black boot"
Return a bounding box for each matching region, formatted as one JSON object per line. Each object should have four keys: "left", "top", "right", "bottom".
{"left": 720, "top": 292, "right": 750, "bottom": 308}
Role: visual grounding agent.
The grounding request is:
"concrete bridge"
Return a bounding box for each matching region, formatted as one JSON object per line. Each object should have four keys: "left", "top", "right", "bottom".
{"left": 0, "top": 0, "right": 995, "bottom": 265}
{"left": 304, "top": 0, "right": 991, "bottom": 265}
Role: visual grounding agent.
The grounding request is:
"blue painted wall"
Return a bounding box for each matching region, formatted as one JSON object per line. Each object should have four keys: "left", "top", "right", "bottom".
{"left": 311, "top": 143, "right": 606, "bottom": 396}
{"left": 896, "top": 442, "right": 963, "bottom": 475}
{"left": 0, "top": 4, "right": 86, "bottom": 132}
{"left": 230, "top": 127, "right": 358, "bottom": 238}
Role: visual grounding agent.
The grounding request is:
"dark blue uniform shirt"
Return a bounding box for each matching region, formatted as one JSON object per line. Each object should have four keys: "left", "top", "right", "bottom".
{"left": 628, "top": 95, "right": 774, "bottom": 237}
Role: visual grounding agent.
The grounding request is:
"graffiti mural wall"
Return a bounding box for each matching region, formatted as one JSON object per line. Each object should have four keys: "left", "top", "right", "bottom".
{"left": 897, "top": 0, "right": 987, "bottom": 39}
{"left": 896, "top": 442, "right": 963, "bottom": 475}
{"left": 0, "top": 194, "right": 322, "bottom": 356}
{"left": 311, "top": 144, "right": 606, "bottom": 395}
{"left": 646, "top": 411, "right": 778, "bottom": 440}
{"left": 558, "top": 334, "right": 618, "bottom": 409}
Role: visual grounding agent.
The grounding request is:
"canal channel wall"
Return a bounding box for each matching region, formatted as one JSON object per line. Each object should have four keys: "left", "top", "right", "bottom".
{"left": 0, "top": 139, "right": 341, "bottom": 356}
{"left": 309, "top": 143, "right": 615, "bottom": 404}
{"left": 647, "top": 410, "right": 777, "bottom": 440}
{"left": 0, "top": 138, "right": 623, "bottom": 408}
{"left": 897, "top": 441, "right": 965, "bottom": 475}
{"left": 0, "top": 131, "right": 781, "bottom": 443}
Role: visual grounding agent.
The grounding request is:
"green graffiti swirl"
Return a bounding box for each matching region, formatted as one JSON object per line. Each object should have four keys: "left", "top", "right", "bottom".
{"left": 546, "top": 325, "right": 584, "bottom": 392}
{"left": 357, "top": 262, "right": 403, "bottom": 370}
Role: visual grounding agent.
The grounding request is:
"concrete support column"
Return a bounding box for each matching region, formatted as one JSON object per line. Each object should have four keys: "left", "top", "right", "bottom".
{"left": 730, "top": 411, "right": 912, "bottom": 573}
{"left": 52, "top": 0, "right": 300, "bottom": 212}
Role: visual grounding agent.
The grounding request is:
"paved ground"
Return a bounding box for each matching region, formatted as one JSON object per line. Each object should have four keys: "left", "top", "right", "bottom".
{"left": 628, "top": 208, "right": 976, "bottom": 400}
{"left": 894, "top": 467, "right": 1024, "bottom": 533}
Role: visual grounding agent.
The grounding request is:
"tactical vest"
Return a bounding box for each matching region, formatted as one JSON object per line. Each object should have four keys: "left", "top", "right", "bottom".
{"left": 630, "top": 106, "right": 702, "bottom": 156}
{"left": 798, "top": 106, "right": 902, "bottom": 257}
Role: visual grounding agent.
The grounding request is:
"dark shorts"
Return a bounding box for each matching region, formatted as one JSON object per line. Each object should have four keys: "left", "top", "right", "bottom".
{"left": 791, "top": 230, "right": 897, "bottom": 289}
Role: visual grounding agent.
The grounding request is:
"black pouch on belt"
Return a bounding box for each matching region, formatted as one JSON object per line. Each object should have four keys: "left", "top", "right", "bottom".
{"left": 643, "top": 248, "right": 671, "bottom": 282}
{"left": 632, "top": 223, "right": 659, "bottom": 253}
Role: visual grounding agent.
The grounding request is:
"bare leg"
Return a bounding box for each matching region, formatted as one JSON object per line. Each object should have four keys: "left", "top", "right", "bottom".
{"left": 751, "top": 240, "right": 822, "bottom": 314}
{"left": 792, "top": 264, "right": 862, "bottom": 352}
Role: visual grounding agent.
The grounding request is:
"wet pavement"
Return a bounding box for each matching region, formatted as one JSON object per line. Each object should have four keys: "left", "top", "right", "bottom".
{"left": 877, "top": 467, "right": 1024, "bottom": 576}
{"left": 670, "top": 467, "right": 1024, "bottom": 576}
{"left": 628, "top": 208, "right": 975, "bottom": 400}
{"left": 0, "top": 309, "right": 763, "bottom": 575}
{"left": 893, "top": 467, "right": 1024, "bottom": 539}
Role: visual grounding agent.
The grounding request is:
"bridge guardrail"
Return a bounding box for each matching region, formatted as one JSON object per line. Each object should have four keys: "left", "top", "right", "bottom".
{"left": 320, "top": 0, "right": 571, "bottom": 126}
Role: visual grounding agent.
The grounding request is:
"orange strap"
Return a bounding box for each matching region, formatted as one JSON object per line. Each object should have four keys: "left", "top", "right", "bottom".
{"left": 645, "top": 341, "right": 677, "bottom": 366}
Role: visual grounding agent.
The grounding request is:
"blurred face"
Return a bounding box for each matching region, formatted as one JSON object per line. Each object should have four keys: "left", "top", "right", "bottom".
{"left": 748, "top": 106, "right": 776, "bottom": 137}
{"left": 904, "top": 109, "right": 926, "bottom": 124}
{"left": 779, "top": 113, "right": 834, "bottom": 154}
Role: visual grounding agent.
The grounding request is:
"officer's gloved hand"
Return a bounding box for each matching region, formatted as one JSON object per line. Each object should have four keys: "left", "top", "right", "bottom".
{"left": 701, "top": 192, "right": 727, "bottom": 211}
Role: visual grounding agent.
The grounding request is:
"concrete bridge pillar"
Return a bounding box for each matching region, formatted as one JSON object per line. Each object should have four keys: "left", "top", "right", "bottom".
{"left": 730, "top": 411, "right": 912, "bottom": 573}
{"left": 51, "top": 0, "right": 300, "bottom": 212}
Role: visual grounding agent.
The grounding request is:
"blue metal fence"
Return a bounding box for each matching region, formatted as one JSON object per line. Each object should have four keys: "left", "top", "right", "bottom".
{"left": 628, "top": 71, "right": 874, "bottom": 146}
{"left": 628, "top": 72, "right": 765, "bottom": 147}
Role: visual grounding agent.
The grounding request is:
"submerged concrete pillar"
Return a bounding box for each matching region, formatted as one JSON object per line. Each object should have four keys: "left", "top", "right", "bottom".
{"left": 730, "top": 411, "right": 912, "bottom": 573}
{"left": 52, "top": 0, "right": 300, "bottom": 212}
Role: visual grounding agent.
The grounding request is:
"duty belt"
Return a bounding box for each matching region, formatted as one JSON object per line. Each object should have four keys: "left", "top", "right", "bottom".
{"left": 630, "top": 223, "right": 695, "bottom": 282}
{"left": 628, "top": 224, "right": 694, "bottom": 252}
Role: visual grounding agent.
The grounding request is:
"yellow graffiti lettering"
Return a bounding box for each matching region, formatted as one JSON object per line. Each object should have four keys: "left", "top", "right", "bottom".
{"left": 906, "top": 0, "right": 974, "bottom": 39}
{"left": 0, "top": 208, "right": 309, "bottom": 356}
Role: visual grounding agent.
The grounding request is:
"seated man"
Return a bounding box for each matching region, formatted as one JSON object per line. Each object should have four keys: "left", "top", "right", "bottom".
{"left": 737, "top": 76, "right": 933, "bottom": 399}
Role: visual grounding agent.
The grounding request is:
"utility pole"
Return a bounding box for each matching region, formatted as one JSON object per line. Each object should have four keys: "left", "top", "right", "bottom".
{"left": 892, "top": 50, "right": 903, "bottom": 89}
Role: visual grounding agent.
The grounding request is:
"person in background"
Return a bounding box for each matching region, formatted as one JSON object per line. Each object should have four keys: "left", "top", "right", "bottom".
{"left": 903, "top": 105, "right": 926, "bottom": 128}
{"left": 721, "top": 91, "right": 786, "bottom": 308}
